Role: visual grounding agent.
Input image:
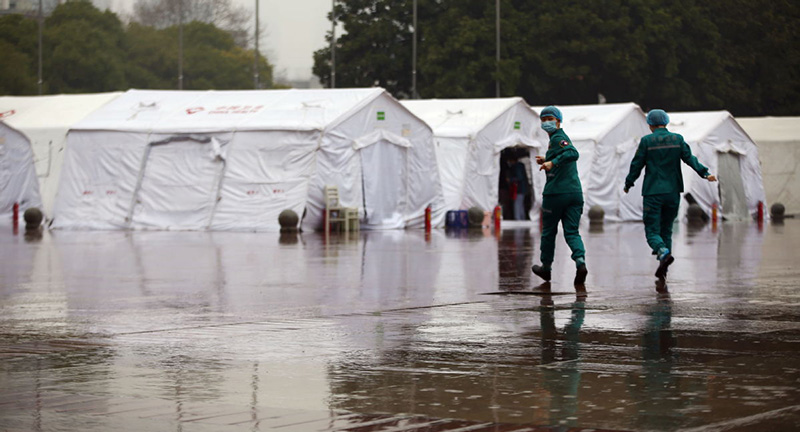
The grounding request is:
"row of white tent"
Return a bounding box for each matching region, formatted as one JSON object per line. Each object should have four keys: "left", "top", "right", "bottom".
{"left": 0, "top": 88, "right": 784, "bottom": 232}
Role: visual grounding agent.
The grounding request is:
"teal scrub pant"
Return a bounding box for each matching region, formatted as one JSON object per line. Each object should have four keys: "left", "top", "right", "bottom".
{"left": 540, "top": 193, "right": 585, "bottom": 266}
{"left": 643, "top": 193, "right": 680, "bottom": 256}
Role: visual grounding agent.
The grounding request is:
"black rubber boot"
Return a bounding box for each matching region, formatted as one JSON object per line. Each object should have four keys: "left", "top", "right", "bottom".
{"left": 531, "top": 265, "right": 551, "bottom": 282}
{"left": 655, "top": 253, "right": 674, "bottom": 279}
{"left": 574, "top": 264, "right": 588, "bottom": 285}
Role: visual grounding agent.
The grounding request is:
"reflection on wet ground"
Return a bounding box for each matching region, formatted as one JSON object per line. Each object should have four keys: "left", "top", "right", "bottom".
{"left": 1, "top": 221, "right": 799, "bottom": 431}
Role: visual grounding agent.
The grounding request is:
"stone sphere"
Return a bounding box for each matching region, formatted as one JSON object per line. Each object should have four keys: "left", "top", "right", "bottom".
{"left": 23, "top": 207, "right": 43, "bottom": 229}
{"left": 467, "top": 206, "right": 484, "bottom": 227}
{"left": 278, "top": 209, "right": 299, "bottom": 230}
{"left": 588, "top": 205, "right": 604, "bottom": 222}
{"left": 686, "top": 203, "right": 705, "bottom": 222}
{"left": 770, "top": 203, "right": 785, "bottom": 218}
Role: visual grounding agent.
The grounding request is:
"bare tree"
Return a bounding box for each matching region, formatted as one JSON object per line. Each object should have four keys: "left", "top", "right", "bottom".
{"left": 131, "top": 0, "right": 255, "bottom": 48}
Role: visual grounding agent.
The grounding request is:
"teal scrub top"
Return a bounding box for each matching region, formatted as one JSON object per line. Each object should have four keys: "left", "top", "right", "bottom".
{"left": 625, "top": 128, "right": 710, "bottom": 196}
{"left": 543, "top": 128, "right": 582, "bottom": 196}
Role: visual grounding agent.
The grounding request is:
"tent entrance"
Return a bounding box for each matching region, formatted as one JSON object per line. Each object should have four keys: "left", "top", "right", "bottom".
{"left": 128, "top": 136, "right": 225, "bottom": 229}
{"left": 360, "top": 139, "right": 408, "bottom": 229}
{"left": 498, "top": 146, "right": 533, "bottom": 220}
{"left": 717, "top": 151, "right": 749, "bottom": 221}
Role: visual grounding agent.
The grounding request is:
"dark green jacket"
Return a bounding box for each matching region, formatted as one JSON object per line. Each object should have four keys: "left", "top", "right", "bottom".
{"left": 543, "top": 129, "right": 582, "bottom": 196}
{"left": 625, "top": 128, "right": 710, "bottom": 196}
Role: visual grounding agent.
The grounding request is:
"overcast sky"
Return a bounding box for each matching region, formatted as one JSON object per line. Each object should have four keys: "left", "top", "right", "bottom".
{"left": 246, "top": 0, "right": 333, "bottom": 82}
{"left": 106, "top": 0, "right": 333, "bottom": 83}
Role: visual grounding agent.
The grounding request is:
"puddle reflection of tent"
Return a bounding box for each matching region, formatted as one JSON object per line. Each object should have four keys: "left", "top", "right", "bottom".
{"left": 666, "top": 112, "right": 767, "bottom": 221}
{"left": 52, "top": 88, "right": 445, "bottom": 232}
{"left": 402, "top": 98, "right": 547, "bottom": 221}
{"left": 0, "top": 93, "right": 122, "bottom": 223}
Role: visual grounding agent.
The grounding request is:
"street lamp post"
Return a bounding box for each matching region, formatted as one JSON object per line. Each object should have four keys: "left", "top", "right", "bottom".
{"left": 254, "top": 0, "right": 259, "bottom": 89}
{"left": 495, "top": 0, "right": 500, "bottom": 98}
{"left": 37, "top": 0, "right": 42, "bottom": 95}
{"left": 411, "top": 0, "right": 417, "bottom": 99}
{"left": 178, "top": 0, "right": 184, "bottom": 90}
{"left": 330, "top": 0, "right": 336, "bottom": 88}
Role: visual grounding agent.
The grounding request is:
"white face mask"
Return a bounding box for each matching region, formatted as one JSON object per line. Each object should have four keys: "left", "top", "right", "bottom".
{"left": 541, "top": 120, "right": 558, "bottom": 133}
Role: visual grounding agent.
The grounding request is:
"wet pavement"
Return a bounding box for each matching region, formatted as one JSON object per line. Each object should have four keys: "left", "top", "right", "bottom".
{"left": 1, "top": 220, "right": 799, "bottom": 431}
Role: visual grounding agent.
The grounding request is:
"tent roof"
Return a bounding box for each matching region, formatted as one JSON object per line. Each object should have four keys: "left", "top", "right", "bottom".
{"left": 665, "top": 111, "right": 739, "bottom": 143}
{"left": 72, "top": 88, "right": 389, "bottom": 133}
{"left": 530, "top": 103, "right": 645, "bottom": 141}
{"left": 737, "top": 117, "right": 800, "bottom": 143}
{"left": 401, "top": 97, "right": 530, "bottom": 137}
{"left": 0, "top": 93, "right": 122, "bottom": 134}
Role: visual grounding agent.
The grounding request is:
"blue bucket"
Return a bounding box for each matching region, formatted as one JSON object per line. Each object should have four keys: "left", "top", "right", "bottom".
{"left": 446, "top": 210, "right": 469, "bottom": 229}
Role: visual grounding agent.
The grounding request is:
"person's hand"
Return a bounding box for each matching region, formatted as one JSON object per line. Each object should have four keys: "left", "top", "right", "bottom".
{"left": 535, "top": 156, "right": 545, "bottom": 165}
{"left": 539, "top": 161, "right": 554, "bottom": 171}
{"left": 707, "top": 174, "right": 717, "bottom": 182}
{"left": 624, "top": 186, "right": 630, "bottom": 194}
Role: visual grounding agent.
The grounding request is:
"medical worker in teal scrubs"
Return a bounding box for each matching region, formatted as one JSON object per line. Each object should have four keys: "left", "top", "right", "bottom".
{"left": 625, "top": 109, "right": 717, "bottom": 280}
{"left": 531, "top": 106, "right": 588, "bottom": 286}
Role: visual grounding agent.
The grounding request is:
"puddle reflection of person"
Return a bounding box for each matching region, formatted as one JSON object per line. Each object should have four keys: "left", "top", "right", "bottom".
{"left": 539, "top": 294, "right": 586, "bottom": 429}
{"left": 633, "top": 295, "right": 684, "bottom": 429}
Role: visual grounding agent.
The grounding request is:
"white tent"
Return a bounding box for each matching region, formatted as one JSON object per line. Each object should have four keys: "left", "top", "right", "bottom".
{"left": 665, "top": 111, "right": 767, "bottom": 221}
{"left": 737, "top": 117, "right": 800, "bottom": 216}
{"left": 53, "top": 88, "right": 445, "bottom": 232}
{"left": 531, "top": 103, "right": 650, "bottom": 221}
{"left": 401, "top": 98, "right": 547, "bottom": 219}
{"left": 0, "top": 120, "right": 40, "bottom": 223}
{"left": 0, "top": 93, "right": 121, "bottom": 223}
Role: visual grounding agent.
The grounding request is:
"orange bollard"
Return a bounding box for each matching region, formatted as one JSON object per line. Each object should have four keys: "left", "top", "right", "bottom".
{"left": 424, "top": 204, "right": 432, "bottom": 233}
{"left": 493, "top": 205, "right": 502, "bottom": 232}
{"left": 711, "top": 204, "right": 718, "bottom": 233}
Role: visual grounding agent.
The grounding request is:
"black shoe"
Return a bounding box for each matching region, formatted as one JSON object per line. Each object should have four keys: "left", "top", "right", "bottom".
{"left": 532, "top": 265, "right": 551, "bottom": 281}
{"left": 574, "top": 264, "right": 588, "bottom": 285}
{"left": 655, "top": 254, "right": 674, "bottom": 279}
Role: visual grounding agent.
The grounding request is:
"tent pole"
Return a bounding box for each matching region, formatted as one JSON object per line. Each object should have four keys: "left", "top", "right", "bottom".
{"left": 126, "top": 143, "right": 153, "bottom": 227}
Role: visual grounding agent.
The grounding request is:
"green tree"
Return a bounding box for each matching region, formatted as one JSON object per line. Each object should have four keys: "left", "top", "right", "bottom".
{"left": 0, "top": 14, "right": 39, "bottom": 95}
{"left": 44, "top": 1, "right": 128, "bottom": 93}
{"left": 126, "top": 21, "right": 273, "bottom": 90}
{"left": 418, "top": 0, "right": 506, "bottom": 98}
{"left": 131, "top": 0, "right": 252, "bottom": 48}
{"left": 314, "top": 0, "right": 799, "bottom": 115}
{"left": 125, "top": 22, "right": 175, "bottom": 89}
{"left": 313, "top": 0, "right": 419, "bottom": 97}
{"left": 701, "top": 0, "right": 800, "bottom": 115}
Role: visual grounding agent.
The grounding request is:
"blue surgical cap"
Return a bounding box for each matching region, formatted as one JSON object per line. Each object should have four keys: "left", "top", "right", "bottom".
{"left": 646, "top": 109, "right": 670, "bottom": 126}
{"left": 540, "top": 106, "right": 563, "bottom": 122}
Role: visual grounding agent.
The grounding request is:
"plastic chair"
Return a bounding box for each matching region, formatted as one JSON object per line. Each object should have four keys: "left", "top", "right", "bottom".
{"left": 325, "top": 186, "right": 359, "bottom": 234}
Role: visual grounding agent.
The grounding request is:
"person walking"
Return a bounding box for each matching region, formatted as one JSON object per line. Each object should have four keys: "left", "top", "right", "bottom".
{"left": 624, "top": 109, "right": 717, "bottom": 280}
{"left": 531, "top": 106, "right": 588, "bottom": 286}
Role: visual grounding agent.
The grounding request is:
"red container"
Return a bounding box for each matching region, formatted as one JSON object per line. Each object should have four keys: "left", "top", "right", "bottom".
{"left": 425, "top": 205, "right": 432, "bottom": 233}
{"left": 12, "top": 202, "right": 19, "bottom": 234}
